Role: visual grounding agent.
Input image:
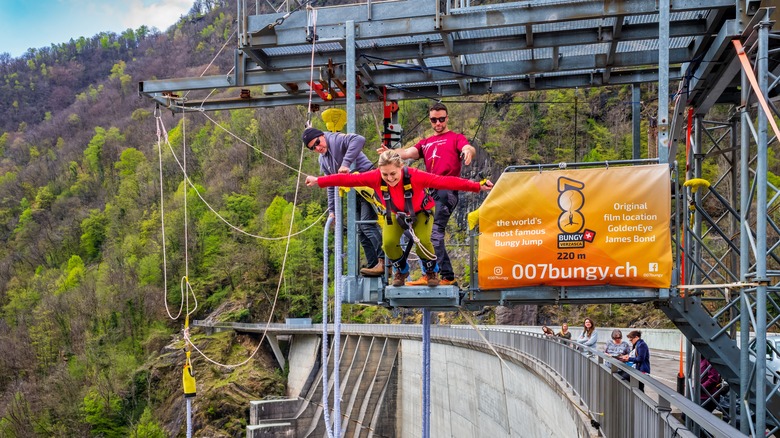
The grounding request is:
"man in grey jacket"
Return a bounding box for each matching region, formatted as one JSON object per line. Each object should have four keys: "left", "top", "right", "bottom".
{"left": 303, "top": 127, "right": 384, "bottom": 276}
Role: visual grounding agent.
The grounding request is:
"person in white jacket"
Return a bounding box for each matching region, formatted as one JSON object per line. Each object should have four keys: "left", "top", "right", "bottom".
{"left": 576, "top": 317, "right": 598, "bottom": 348}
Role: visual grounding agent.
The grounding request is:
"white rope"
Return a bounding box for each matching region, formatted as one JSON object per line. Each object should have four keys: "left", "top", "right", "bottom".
{"left": 321, "top": 216, "right": 334, "bottom": 438}
{"left": 306, "top": 7, "right": 318, "bottom": 124}
{"left": 181, "top": 276, "right": 199, "bottom": 318}
{"left": 160, "top": 109, "right": 307, "bottom": 175}
{"left": 183, "top": 113, "right": 190, "bottom": 302}
{"left": 201, "top": 109, "right": 310, "bottom": 173}
{"left": 186, "top": 398, "right": 193, "bottom": 438}
{"left": 181, "top": 123, "right": 310, "bottom": 369}
{"left": 182, "top": 112, "right": 195, "bottom": 438}
{"left": 305, "top": 8, "right": 338, "bottom": 437}
{"left": 156, "top": 112, "right": 184, "bottom": 320}
{"left": 153, "top": 111, "right": 310, "bottom": 368}
{"left": 407, "top": 226, "right": 437, "bottom": 260}
{"left": 156, "top": 115, "right": 325, "bottom": 240}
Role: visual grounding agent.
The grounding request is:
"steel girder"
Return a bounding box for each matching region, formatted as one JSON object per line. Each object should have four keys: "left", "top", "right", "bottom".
{"left": 140, "top": 0, "right": 736, "bottom": 112}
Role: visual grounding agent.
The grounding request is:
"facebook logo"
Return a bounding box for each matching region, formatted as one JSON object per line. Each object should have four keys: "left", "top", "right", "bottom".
{"left": 648, "top": 263, "right": 658, "bottom": 272}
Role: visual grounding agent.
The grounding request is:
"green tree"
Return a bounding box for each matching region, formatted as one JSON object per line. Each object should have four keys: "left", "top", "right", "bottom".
{"left": 223, "top": 193, "right": 258, "bottom": 226}
{"left": 82, "top": 390, "right": 125, "bottom": 438}
{"left": 59, "top": 255, "right": 85, "bottom": 293}
{"left": 109, "top": 61, "right": 132, "bottom": 95}
{"left": 80, "top": 209, "right": 108, "bottom": 259}
{"left": 133, "top": 407, "right": 165, "bottom": 438}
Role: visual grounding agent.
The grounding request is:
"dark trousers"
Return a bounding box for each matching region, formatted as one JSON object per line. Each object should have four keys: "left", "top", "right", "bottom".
{"left": 431, "top": 190, "right": 458, "bottom": 280}
{"left": 357, "top": 195, "right": 384, "bottom": 267}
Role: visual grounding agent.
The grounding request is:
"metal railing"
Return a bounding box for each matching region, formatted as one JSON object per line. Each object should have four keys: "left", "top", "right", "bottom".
{"left": 196, "top": 321, "right": 743, "bottom": 438}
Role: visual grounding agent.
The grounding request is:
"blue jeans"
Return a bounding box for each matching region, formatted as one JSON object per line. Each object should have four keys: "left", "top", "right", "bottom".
{"left": 357, "top": 195, "right": 384, "bottom": 267}
{"left": 431, "top": 189, "right": 458, "bottom": 280}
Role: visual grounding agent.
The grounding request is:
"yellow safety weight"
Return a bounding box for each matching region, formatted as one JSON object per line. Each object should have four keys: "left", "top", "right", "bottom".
{"left": 183, "top": 351, "right": 196, "bottom": 398}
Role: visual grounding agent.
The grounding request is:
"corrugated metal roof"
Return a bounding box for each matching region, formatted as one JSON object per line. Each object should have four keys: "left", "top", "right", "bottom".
{"left": 534, "top": 18, "right": 612, "bottom": 34}
{"left": 452, "top": 0, "right": 593, "bottom": 14}
{"left": 560, "top": 43, "right": 610, "bottom": 57}
{"left": 617, "top": 36, "right": 694, "bottom": 52}
{"left": 356, "top": 34, "right": 442, "bottom": 49}
{"left": 456, "top": 26, "right": 526, "bottom": 40}
{"left": 626, "top": 10, "right": 710, "bottom": 25}
{"left": 262, "top": 42, "right": 343, "bottom": 56}
{"left": 144, "top": 0, "right": 740, "bottom": 110}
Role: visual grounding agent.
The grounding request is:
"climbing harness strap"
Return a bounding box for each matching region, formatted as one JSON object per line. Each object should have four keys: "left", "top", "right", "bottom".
{"left": 378, "top": 167, "right": 432, "bottom": 229}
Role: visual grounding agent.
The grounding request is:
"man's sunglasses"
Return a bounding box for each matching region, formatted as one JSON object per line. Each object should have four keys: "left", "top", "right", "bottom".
{"left": 429, "top": 116, "right": 447, "bottom": 123}
{"left": 307, "top": 137, "right": 322, "bottom": 150}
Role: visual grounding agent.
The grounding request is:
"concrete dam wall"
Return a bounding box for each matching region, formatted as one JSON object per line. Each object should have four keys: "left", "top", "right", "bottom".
{"left": 249, "top": 333, "right": 595, "bottom": 437}
{"left": 397, "top": 339, "right": 593, "bottom": 437}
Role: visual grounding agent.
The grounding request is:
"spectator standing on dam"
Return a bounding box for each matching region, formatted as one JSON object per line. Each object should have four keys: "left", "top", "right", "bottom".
{"left": 700, "top": 358, "right": 722, "bottom": 412}
{"left": 576, "top": 317, "right": 598, "bottom": 348}
{"left": 620, "top": 330, "right": 651, "bottom": 391}
{"left": 605, "top": 329, "right": 631, "bottom": 357}
{"left": 556, "top": 323, "right": 572, "bottom": 340}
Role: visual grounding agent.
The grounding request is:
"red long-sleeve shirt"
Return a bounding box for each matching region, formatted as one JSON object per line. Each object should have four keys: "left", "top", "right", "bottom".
{"left": 316, "top": 166, "right": 480, "bottom": 213}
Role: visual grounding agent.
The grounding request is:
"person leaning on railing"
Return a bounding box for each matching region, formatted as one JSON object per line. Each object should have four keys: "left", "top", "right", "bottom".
{"left": 556, "top": 323, "right": 572, "bottom": 340}
{"left": 605, "top": 329, "right": 630, "bottom": 357}
{"left": 618, "top": 330, "right": 651, "bottom": 392}
{"left": 576, "top": 317, "right": 598, "bottom": 348}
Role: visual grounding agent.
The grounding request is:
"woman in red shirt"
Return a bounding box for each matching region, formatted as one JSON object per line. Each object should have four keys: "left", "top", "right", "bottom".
{"left": 306, "top": 150, "right": 493, "bottom": 287}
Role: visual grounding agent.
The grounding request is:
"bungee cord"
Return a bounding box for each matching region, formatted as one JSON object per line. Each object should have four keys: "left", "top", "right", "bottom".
{"left": 153, "top": 113, "right": 313, "bottom": 370}
{"left": 179, "top": 125, "right": 310, "bottom": 369}
{"left": 321, "top": 215, "right": 334, "bottom": 438}
{"left": 181, "top": 112, "right": 197, "bottom": 438}
{"left": 199, "top": 110, "right": 307, "bottom": 174}
{"left": 156, "top": 108, "right": 183, "bottom": 320}
{"left": 153, "top": 0, "right": 327, "bottom": 381}
{"left": 155, "top": 114, "right": 325, "bottom": 241}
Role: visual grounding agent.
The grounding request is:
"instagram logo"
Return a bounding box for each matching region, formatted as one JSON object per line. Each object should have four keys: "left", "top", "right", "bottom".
{"left": 494, "top": 266, "right": 503, "bottom": 275}
{"left": 648, "top": 263, "right": 658, "bottom": 272}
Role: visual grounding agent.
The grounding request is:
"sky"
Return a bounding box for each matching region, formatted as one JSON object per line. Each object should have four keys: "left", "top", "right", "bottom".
{"left": 0, "top": 0, "right": 194, "bottom": 58}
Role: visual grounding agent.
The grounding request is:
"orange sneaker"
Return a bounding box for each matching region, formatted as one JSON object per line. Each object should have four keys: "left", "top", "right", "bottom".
{"left": 439, "top": 278, "right": 458, "bottom": 286}
{"left": 405, "top": 275, "right": 429, "bottom": 286}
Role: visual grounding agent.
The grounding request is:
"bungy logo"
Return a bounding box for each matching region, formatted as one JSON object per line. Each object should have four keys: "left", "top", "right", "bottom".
{"left": 556, "top": 176, "right": 596, "bottom": 249}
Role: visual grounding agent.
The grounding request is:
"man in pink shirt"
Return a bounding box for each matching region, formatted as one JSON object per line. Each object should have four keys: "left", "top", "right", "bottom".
{"left": 377, "top": 102, "right": 476, "bottom": 285}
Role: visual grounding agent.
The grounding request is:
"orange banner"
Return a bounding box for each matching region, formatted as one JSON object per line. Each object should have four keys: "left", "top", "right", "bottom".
{"left": 478, "top": 164, "right": 672, "bottom": 289}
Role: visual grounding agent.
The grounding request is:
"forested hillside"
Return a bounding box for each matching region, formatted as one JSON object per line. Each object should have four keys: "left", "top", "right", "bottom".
{"left": 0, "top": 1, "right": 731, "bottom": 436}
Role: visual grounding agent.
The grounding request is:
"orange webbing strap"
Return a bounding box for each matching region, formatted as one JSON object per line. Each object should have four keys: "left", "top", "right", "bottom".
{"left": 733, "top": 39, "right": 780, "bottom": 141}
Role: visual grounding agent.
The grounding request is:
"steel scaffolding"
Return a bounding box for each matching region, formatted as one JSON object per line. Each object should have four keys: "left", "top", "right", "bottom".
{"left": 139, "top": 1, "right": 780, "bottom": 435}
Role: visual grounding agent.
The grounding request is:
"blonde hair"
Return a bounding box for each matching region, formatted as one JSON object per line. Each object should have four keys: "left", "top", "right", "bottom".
{"left": 378, "top": 149, "right": 404, "bottom": 168}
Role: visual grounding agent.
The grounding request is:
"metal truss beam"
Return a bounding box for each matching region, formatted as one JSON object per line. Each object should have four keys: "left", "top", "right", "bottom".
{"left": 247, "top": 0, "right": 734, "bottom": 47}
{"left": 141, "top": 0, "right": 737, "bottom": 113}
